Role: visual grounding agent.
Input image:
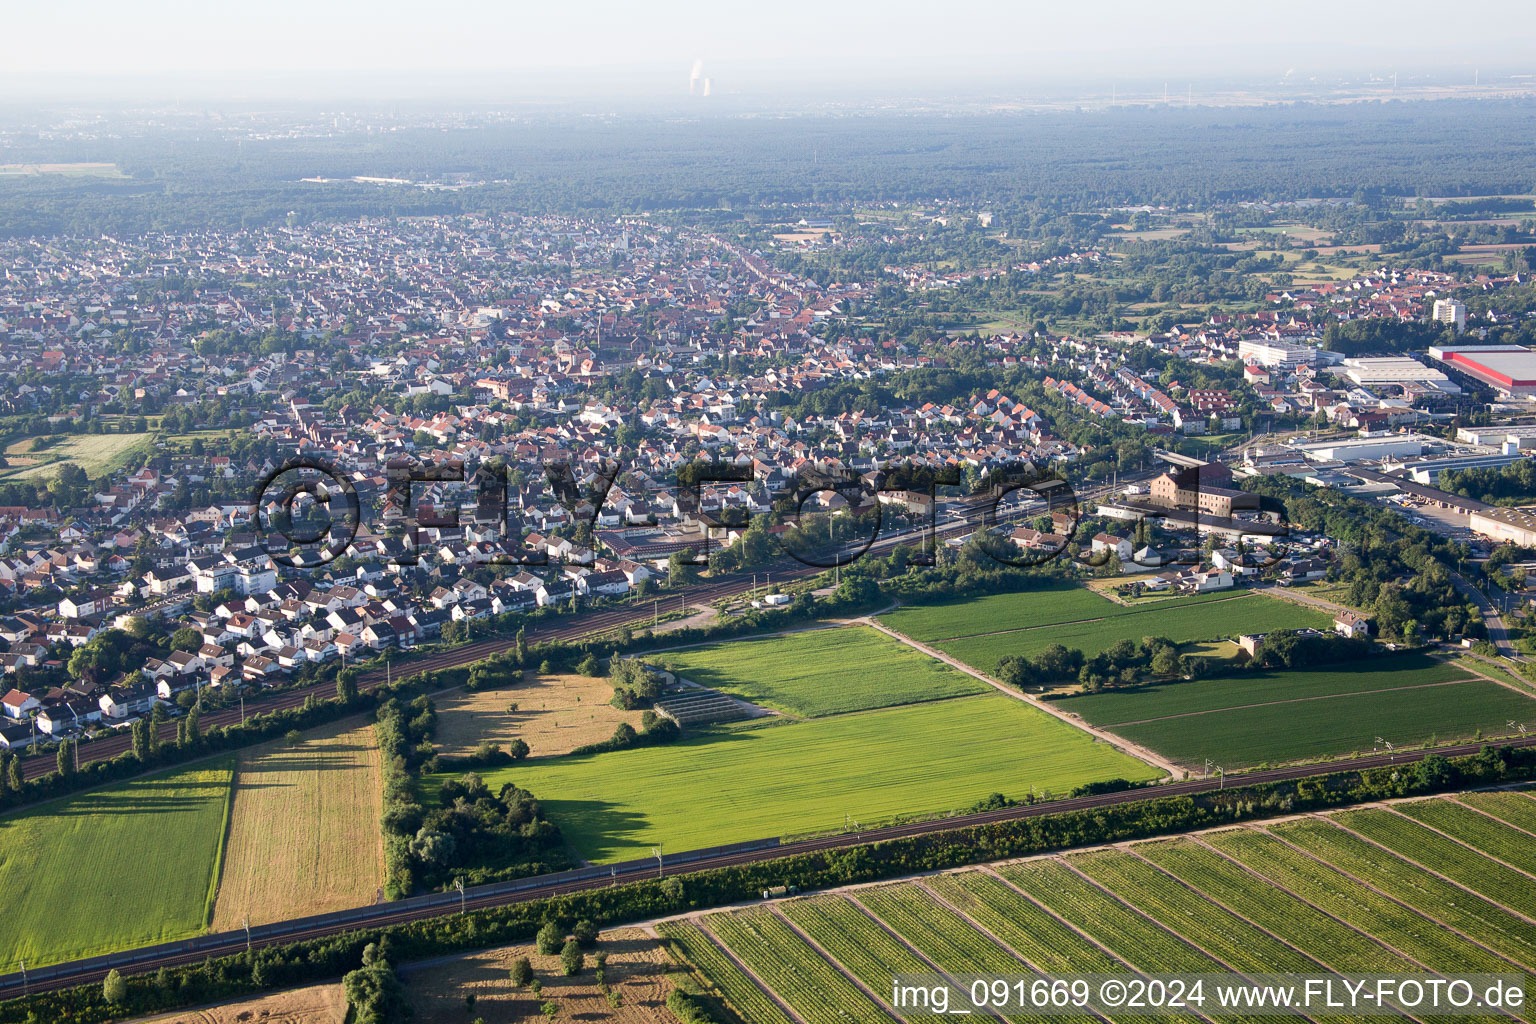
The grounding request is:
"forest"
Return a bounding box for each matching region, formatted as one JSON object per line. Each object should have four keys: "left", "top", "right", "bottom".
{"left": 3, "top": 99, "right": 1536, "bottom": 238}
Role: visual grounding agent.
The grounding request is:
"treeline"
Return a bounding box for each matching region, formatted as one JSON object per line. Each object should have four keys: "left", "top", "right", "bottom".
{"left": 0, "top": 659, "right": 447, "bottom": 816}
{"left": 1438, "top": 458, "right": 1536, "bottom": 506}
{"left": 6, "top": 743, "right": 1531, "bottom": 1024}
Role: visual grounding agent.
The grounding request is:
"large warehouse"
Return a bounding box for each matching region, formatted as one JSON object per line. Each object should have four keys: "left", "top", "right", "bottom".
{"left": 1429, "top": 345, "right": 1536, "bottom": 397}
{"left": 1469, "top": 506, "right": 1536, "bottom": 547}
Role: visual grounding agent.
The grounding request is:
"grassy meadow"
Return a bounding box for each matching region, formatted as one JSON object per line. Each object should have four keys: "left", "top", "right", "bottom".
{"left": 0, "top": 759, "right": 235, "bottom": 967}
{"left": 656, "top": 625, "right": 988, "bottom": 717}
{"left": 451, "top": 693, "right": 1162, "bottom": 863}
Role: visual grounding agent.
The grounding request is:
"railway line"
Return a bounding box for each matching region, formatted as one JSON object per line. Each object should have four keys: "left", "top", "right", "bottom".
{"left": 3, "top": 732, "right": 1532, "bottom": 1000}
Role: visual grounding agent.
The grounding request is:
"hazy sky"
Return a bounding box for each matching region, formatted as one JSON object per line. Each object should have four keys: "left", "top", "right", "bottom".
{"left": 7, "top": 0, "right": 1535, "bottom": 87}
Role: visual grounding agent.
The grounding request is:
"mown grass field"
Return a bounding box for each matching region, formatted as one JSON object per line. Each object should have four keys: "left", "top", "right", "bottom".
{"left": 433, "top": 671, "right": 642, "bottom": 758}
{"left": 211, "top": 721, "right": 385, "bottom": 929}
{"left": 1, "top": 431, "right": 154, "bottom": 481}
{"left": 669, "top": 792, "right": 1536, "bottom": 1019}
{"left": 657, "top": 625, "right": 987, "bottom": 717}
{"left": 933, "top": 592, "right": 1330, "bottom": 672}
{"left": 451, "top": 693, "right": 1161, "bottom": 863}
{"left": 1110, "top": 678, "right": 1536, "bottom": 768}
{"left": 0, "top": 759, "right": 235, "bottom": 968}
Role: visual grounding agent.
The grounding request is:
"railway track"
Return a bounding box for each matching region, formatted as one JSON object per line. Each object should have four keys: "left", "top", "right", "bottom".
{"left": 17, "top": 484, "right": 1082, "bottom": 782}
{"left": 3, "top": 732, "right": 1532, "bottom": 1000}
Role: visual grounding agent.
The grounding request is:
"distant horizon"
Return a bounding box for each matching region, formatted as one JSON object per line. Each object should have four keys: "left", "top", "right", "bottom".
{"left": 4, "top": 0, "right": 1536, "bottom": 105}
{"left": 3, "top": 60, "right": 1535, "bottom": 110}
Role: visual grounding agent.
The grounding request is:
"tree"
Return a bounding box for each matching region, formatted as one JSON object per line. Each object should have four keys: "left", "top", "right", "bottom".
{"left": 57, "top": 740, "right": 74, "bottom": 777}
{"left": 509, "top": 956, "right": 534, "bottom": 988}
{"left": 186, "top": 707, "right": 201, "bottom": 746}
{"left": 668, "top": 547, "right": 699, "bottom": 587}
{"left": 337, "top": 670, "right": 359, "bottom": 703}
{"left": 342, "top": 952, "right": 408, "bottom": 1024}
{"left": 0, "top": 753, "right": 9, "bottom": 795}
{"left": 541, "top": 1001, "right": 560, "bottom": 1020}
{"left": 102, "top": 969, "right": 127, "bottom": 1004}
{"left": 131, "top": 718, "right": 150, "bottom": 762}
{"left": 508, "top": 737, "right": 530, "bottom": 761}
{"left": 6, "top": 755, "right": 22, "bottom": 793}
{"left": 561, "top": 937, "right": 584, "bottom": 975}
{"left": 516, "top": 625, "right": 528, "bottom": 662}
{"left": 536, "top": 920, "right": 564, "bottom": 955}
{"left": 169, "top": 627, "right": 201, "bottom": 652}
{"left": 573, "top": 918, "right": 599, "bottom": 947}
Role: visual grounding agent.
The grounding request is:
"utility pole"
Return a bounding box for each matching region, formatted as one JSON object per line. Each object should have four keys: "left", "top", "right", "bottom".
{"left": 243, "top": 916, "right": 251, "bottom": 954}
{"left": 454, "top": 877, "right": 466, "bottom": 915}
{"left": 653, "top": 843, "right": 664, "bottom": 879}
{"left": 19, "top": 960, "right": 26, "bottom": 998}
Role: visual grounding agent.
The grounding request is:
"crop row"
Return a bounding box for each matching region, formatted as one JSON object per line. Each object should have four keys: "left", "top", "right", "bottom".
{"left": 1392, "top": 799, "right": 1536, "bottom": 875}
{"left": 1070, "top": 849, "right": 1337, "bottom": 977}
{"left": 1457, "top": 791, "right": 1536, "bottom": 834}
{"left": 1205, "top": 830, "right": 1521, "bottom": 987}
{"left": 854, "top": 884, "right": 1064, "bottom": 1024}
{"left": 1334, "top": 809, "right": 1536, "bottom": 921}
{"left": 999, "top": 860, "right": 1237, "bottom": 977}
{"left": 704, "top": 908, "right": 896, "bottom": 1024}
{"left": 1271, "top": 818, "right": 1536, "bottom": 972}
{"left": 924, "top": 871, "right": 1165, "bottom": 1024}
{"left": 1134, "top": 837, "right": 1411, "bottom": 975}
{"left": 656, "top": 921, "right": 798, "bottom": 1024}
{"left": 779, "top": 897, "right": 953, "bottom": 1024}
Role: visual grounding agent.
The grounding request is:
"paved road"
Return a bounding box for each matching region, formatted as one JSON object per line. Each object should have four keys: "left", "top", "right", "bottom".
{"left": 1451, "top": 570, "right": 1523, "bottom": 661}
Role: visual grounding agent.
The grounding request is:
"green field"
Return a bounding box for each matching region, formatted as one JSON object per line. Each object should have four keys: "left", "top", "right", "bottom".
{"left": 933, "top": 592, "right": 1331, "bottom": 671}
{"left": 450, "top": 693, "right": 1161, "bottom": 862}
{"left": 668, "top": 792, "right": 1536, "bottom": 1021}
{"left": 0, "top": 759, "right": 235, "bottom": 967}
{"left": 879, "top": 584, "right": 1239, "bottom": 643}
{"left": 657, "top": 626, "right": 987, "bottom": 717}
{"left": 1056, "top": 653, "right": 1470, "bottom": 725}
{"left": 1110, "top": 678, "right": 1536, "bottom": 768}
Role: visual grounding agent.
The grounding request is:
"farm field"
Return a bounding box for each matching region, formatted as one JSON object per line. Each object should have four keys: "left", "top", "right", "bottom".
{"left": 933, "top": 593, "right": 1330, "bottom": 672}
{"left": 664, "top": 791, "right": 1536, "bottom": 1021}
{"left": 211, "top": 720, "right": 385, "bottom": 929}
{"left": 0, "top": 759, "right": 235, "bottom": 968}
{"left": 1109, "top": 677, "right": 1536, "bottom": 768}
{"left": 451, "top": 693, "right": 1161, "bottom": 862}
{"left": 0, "top": 161, "right": 126, "bottom": 178}
{"left": 879, "top": 583, "right": 1237, "bottom": 643}
{"left": 1455, "top": 789, "right": 1536, "bottom": 833}
{"left": 702, "top": 908, "right": 895, "bottom": 1024}
{"left": 432, "top": 671, "right": 643, "bottom": 758}
{"left": 129, "top": 981, "right": 345, "bottom": 1023}
{"left": 404, "top": 927, "right": 678, "bottom": 1024}
{"left": 1330, "top": 807, "right": 1536, "bottom": 921}
{"left": 657, "top": 625, "right": 987, "bottom": 717}
{"left": 1, "top": 431, "right": 154, "bottom": 481}
{"left": 1055, "top": 653, "right": 1471, "bottom": 726}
